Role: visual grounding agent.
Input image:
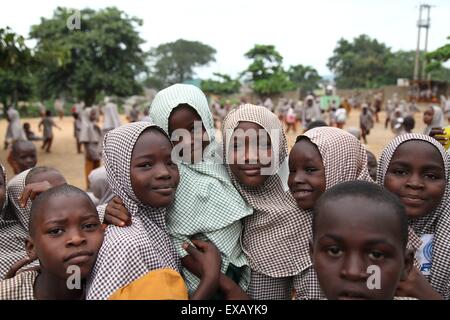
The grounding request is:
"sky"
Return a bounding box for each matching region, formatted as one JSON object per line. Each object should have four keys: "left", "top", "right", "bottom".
{"left": 1, "top": 0, "right": 450, "bottom": 79}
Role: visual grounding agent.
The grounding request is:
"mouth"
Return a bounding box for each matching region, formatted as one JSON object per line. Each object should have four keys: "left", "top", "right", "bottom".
{"left": 338, "top": 290, "right": 370, "bottom": 300}
{"left": 401, "top": 194, "right": 426, "bottom": 207}
{"left": 239, "top": 166, "right": 261, "bottom": 177}
{"left": 291, "top": 189, "right": 314, "bottom": 199}
{"left": 64, "top": 251, "right": 93, "bottom": 264}
{"left": 152, "top": 186, "right": 176, "bottom": 196}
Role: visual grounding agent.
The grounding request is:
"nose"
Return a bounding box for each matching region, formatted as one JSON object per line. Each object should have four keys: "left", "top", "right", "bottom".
{"left": 245, "top": 144, "right": 259, "bottom": 165}
{"left": 67, "top": 229, "right": 87, "bottom": 247}
{"left": 406, "top": 173, "right": 424, "bottom": 190}
{"left": 155, "top": 163, "right": 171, "bottom": 180}
{"left": 340, "top": 253, "right": 368, "bottom": 282}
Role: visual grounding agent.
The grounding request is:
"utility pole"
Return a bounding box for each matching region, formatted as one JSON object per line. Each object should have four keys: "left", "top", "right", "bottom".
{"left": 422, "top": 5, "right": 432, "bottom": 80}
{"left": 414, "top": 5, "right": 423, "bottom": 81}
{"left": 413, "top": 4, "right": 433, "bottom": 81}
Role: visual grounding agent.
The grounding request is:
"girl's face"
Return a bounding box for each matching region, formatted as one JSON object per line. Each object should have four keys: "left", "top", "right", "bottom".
{"left": 130, "top": 129, "right": 180, "bottom": 208}
{"left": 423, "top": 108, "right": 434, "bottom": 125}
{"left": 168, "top": 104, "right": 209, "bottom": 164}
{"left": 228, "top": 121, "right": 272, "bottom": 187}
{"left": 384, "top": 140, "right": 445, "bottom": 219}
{"left": 0, "top": 170, "right": 6, "bottom": 210}
{"left": 288, "top": 139, "right": 326, "bottom": 210}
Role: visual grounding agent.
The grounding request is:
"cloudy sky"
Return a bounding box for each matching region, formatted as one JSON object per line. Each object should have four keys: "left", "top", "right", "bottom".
{"left": 2, "top": 0, "right": 449, "bottom": 78}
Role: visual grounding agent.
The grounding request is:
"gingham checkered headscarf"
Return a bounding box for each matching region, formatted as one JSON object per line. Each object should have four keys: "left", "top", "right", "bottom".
{"left": 376, "top": 133, "right": 450, "bottom": 298}
{"left": 87, "top": 122, "right": 180, "bottom": 300}
{"left": 149, "top": 84, "right": 252, "bottom": 294}
{"left": 0, "top": 165, "right": 29, "bottom": 280}
{"left": 5, "top": 168, "right": 33, "bottom": 232}
{"left": 222, "top": 104, "right": 310, "bottom": 278}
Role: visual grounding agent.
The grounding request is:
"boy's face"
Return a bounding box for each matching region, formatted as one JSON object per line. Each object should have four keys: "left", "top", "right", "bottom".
{"left": 130, "top": 129, "right": 180, "bottom": 208}
{"left": 312, "top": 197, "right": 412, "bottom": 300}
{"left": 384, "top": 141, "right": 445, "bottom": 219}
{"left": 288, "top": 139, "right": 326, "bottom": 210}
{"left": 168, "top": 105, "right": 209, "bottom": 164}
{"left": 423, "top": 109, "right": 434, "bottom": 125}
{"left": 228, "top": 121, "right": 272, "bottom": 187}
{"left": 27, "top": 194, "right": 104, "bottom": 280}
{"left": 14, "top": 144, "right": 37, "bottom": 172}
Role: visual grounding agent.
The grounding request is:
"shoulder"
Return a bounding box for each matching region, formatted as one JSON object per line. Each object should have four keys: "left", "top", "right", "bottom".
{"left": 0, "top": 270, "right": 38, "bottom": 300}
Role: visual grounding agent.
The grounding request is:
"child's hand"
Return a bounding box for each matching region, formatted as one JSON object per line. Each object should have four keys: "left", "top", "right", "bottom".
{"left": 19, "top": 181, "right": 52, "bottom": 207}
{"left": 429, "top": 127, "right": 447, "bottom": 147}
{"left": 396, "top": 267, "right": 443, "bottom": 300}
{"left": 104, "top": 196, "right": 131, "bottom": 227}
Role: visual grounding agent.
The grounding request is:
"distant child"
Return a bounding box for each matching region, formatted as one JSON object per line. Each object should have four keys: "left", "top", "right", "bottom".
{"left": 377, "top": 134, "right": 450, "bottom": 299}
{"left": 423, "top": 106, "right": 444, "bottom": 136}
{"left": 79, "top": 108, "right": 102, "bottom": 188}
{"left": 285, "top": 105, "right": 297, "bottom": 133}
{"left": 360, "top": 104, "right": 374, "bottom": 144}
{"left": 311, "top": 181, "right": 413, "bottom": 300}
{"left": 8, "top": 140, "right": 37, "bottom": 175}
{"left": 23, "top": 123, "right": 42, "bottom": 142}
{"left": 397, "top": 115, "right": 415, "bottom": 136}
{"left": 38, "top": 110, "right": 61, "bottom": 153}
{"left": 302, "top": 95, "right": 322, "bottom": 129}
{"left": 0, "top": 184, "right": 105, "bottom": 299}
{"left": 4, "top": 107, "right": 26, "bottom": 150}
{"left": 335, "top": 104, "right": 347, "bottom": 129}
{"left": 366, "top": 150, "right": 378, "bottom": 182}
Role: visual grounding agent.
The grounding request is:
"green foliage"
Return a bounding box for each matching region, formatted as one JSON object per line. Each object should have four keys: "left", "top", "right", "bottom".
{"left": 30, "top": 7, "right": 148, "bottom": 106}
{"left": 426, "top": 36, "right": 450, "bottom": 79}
{"left": 287, "top": 64, "right": 321, "bottom": 96}
{"left": 242, "top": 44, "right": 295, "bottom": 96}
{"left": 201, "top": 73, "right": 240, "bottom": 95}
{"left": 148, "top": 39, "right": 216, "bottom": 88}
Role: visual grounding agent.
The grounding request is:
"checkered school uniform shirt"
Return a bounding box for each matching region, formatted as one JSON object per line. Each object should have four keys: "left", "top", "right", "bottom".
{"left": 0, "top": 270, "right": 38, "bottom": 300}
{"left": 149, "top": 84, "right": 253, "bottom": 294}
{"left": 377, "top": 133, "right": 450, "bottom": 299}
{"left": 87, "top": 122, "right": 180, "bottom": 300}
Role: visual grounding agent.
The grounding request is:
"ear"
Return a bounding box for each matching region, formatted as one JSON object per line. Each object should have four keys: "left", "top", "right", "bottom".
{"left": 25, "top": 237, "right": 37, "bottom": 260}
{"left": 401, "top": 248, "right": 414, "bottom": 281}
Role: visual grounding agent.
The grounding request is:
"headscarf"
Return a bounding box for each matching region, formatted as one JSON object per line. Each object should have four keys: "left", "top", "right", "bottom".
{"left": 0, "top": 165, "right": 29, "bottom": 280}
{"left": 79, "top": 107, "right": 101, "bottom": 143}
{"left": 6, "top": 168, "right": 33, "bottom": 232}
{"left": 87, "top": 122, "right": 180, "bottom": 300}
{"left": 5, "top": 108, "right": 26, "bottom": 143}
{"left": 102, "top": 103, "right": 121, "bottom": 131}
{"left": 149, "top": 84, "right": 252, "bottom": 293}
{"left": 376, "top": 133, "right": 450, "bottom": 298}
{"left": 423, "top": 106, "right": 445, "bottom": 135}
{"left": 88, "top": 166, "right": 114, "bottom": 206}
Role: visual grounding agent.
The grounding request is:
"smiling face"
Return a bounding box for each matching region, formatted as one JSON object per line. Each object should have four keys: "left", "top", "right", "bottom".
{"left": 228, "top": 121, "right": 273, "bottom": 187}
{"left": 130, "top": 128, "right": 180, "bottom": 208}
{"left": 312, "top": 196, "right": 412, "bottom": 300}
{"left": 384, "top": 140, "right": 445, "bottom": 219}
{"left": 168, "top": 104, "right": 209, "bottom": 164}
{"left": 288, "top": 139, "right": 326, "bottom": 210}
{"left": 27, "top": 194, "right": 104, "bottom": 280}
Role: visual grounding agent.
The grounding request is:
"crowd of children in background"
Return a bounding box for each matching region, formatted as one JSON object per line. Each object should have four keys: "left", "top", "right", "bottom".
{"left": 0, "top": 84, "right": 449, "bottom": 300}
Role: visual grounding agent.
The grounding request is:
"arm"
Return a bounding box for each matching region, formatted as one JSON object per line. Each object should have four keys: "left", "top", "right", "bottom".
{"left": 218, "top": 274, "right": 250, "bottom": 300}
{"left": 396, "top": 267, "right": 443, "bottom": 300}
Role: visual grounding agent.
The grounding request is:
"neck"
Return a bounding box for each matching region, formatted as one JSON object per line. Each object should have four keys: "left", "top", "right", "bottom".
{"left": 34, "top": 270, "right": 85, "bottom": 300}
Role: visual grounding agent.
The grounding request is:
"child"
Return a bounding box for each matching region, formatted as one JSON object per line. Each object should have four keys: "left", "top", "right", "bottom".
{"left": 79, "top": 108, "right": 102, "bottom": 188}
{"left": 285, "top": 105, "right": 297, "bottom": 133}
{"left": 360, "top": 104, "right": 374, "bottom": 144}
{"left": 105, "top": 84, "right": 252, "bottom": 296}
{"left": 335, "top": 104, "right": 347, "bottom": 129}
{"left": 423, "top": 106, "right": 444, "bottom": 135}
{"left": 8, "top": 140, "right": 37, "bottom": 175}
{"left": 4, "top": 106, "right": 26, "bottom": 150}
{"left": 0, "top": 164, "right": 29, "bottom": 280}
{"left": 0, "top": 184, "right": 105, "bottom": 299}
{"left": 87, "top": 122, "right": 224, "bottom": 300}
{"left": 23, "top": 123, "right": 42, "bottom": 142}
{"left": 38, "top": 110, "right": 61, "bottom": 153}
{"left": 397, "top": 115, "right": 415, "bottom": 136}
{"left": 377, "top": 133, "right": 450, "bottom": 299}
{"left": 72, "top": 111, "right": 82, "bottom": 154}
{"left": 311, "top": 181, "right": 413, "bottom": 300}
{"left": 366, "top": 150, "right": 378, "bottom": 182}
{"left": 101, "top": 98, "right": 121, "bottom": 135}
{"left": 302, "top": 95, "right": 322, "bottom": 130}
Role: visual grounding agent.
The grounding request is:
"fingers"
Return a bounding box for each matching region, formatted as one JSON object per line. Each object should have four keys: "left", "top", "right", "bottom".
{"left": 19, "top": 188, "right": 32, "bottom": 208}
{"left": 104, "top": 213, "right": 127, "bottom": 227}
{"left": 182, "top": 242, "right": 202, "bottom": 260}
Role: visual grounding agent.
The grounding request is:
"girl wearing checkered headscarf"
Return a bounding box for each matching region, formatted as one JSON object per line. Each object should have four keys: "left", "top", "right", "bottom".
{"left": 0, "top": 165, "right": 29, "bottom": 280}
{"left": 377, "top": 133, "right": 450, "bottom": 299}
{"left": 87, "top": 122, "right": 182, "bottom": 300}
{"left": 149, "top": 84, "right": 252, "bottom": 295}
{"left": 223, "top": 106, "right": 372, "bottom": 300}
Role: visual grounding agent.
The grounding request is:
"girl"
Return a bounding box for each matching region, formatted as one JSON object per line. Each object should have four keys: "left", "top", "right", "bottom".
{"left": 423, "top": 106, "right": 444, "bottom": 135}
{"left": 86, "top": 122, "right": 223, "bottom": 300}
{"left": 79, "top": 107, "right": 102, "bottom": 188}
{"left": 360, "top": 103, "right": 374, "bottom": 144}
{"left": 376, "top": 133, "right": 450, "bottom": 300}
{"left": 4, "top": 106, "right": 26, "bottom": 150}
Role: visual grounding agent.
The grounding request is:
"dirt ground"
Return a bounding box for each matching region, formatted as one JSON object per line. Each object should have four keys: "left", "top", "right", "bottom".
{"left": 0, "top": 108, "right": 428, "bottom": 190}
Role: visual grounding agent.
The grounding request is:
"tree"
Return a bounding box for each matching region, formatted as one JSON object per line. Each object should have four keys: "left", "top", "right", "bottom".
{"left": 327, "top": 35, "right": 392, "bottom": 89}
{"left": 148, "top": 39, "right": 216, "bottom": 88}
{"left": 201, "top": 73, "right": 240, "bottom": 95}
{"left": 426, "top": 36, "right": 450, "bottom": 80}
{"left": 242, "top": 44, "right": 295, "bottom": 96}
{"left": 287, "top": 64, "right": 321, "bottom": 97}
{"left": 0, "top": 27, "right": 35, "bottom": 107}
{"left": 30, "top": 7, "right": 148, "bottom": 106}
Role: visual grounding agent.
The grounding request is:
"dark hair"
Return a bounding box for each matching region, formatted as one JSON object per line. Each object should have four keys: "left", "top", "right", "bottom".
{"left": 11, "top": 140, "right": 36, "bottom": 157}
{"left": 25, "top": 166, "right": 62, "bottom": 185}
{"left": 23, "top": 123, "right": 30, "bottom": 129}
{"left": 305, "top": 120, "right": 328, "bottom": 132}
{"left": 29, "top": 184, "right": 97, "bottom": 236}
{"left": 313, "top": 181, "right": 408, "bottom": 248}
{"left": 403, "top": 116, "right": 415, "bottom": 131}
{"left": 45, "top": 110, "right": 52, "bottom": 117}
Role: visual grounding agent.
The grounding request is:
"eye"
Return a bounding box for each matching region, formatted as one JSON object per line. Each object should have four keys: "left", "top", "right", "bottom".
{"left": 327, "top": 246, "right": 343, "bottom": 257}
{"left": 138, "top": 162, "right": 153, "bottom": 168}
{"left": 82, "top": 223, "right": 99, "bottom": 230}
{"left": 305, "top": 167, "right": 318, "bottom": 173}
{"left": 48, "top": 228, "right": 64, "bottom": 236}
{"left": 368, "top": 251, "right": 385, "bottom": 261}
{"left": 424, "top": 173, "right": 441, "bottom": 180}
{"left": 392, "top": 169, "right": 408, "bottom": 176}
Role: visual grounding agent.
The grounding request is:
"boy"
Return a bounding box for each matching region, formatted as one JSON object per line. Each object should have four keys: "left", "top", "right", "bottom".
{"left": 311, "top": 181, "right": 414, "bottom": 300}
{"left": 0, "top": 184, "right": 104, "bottom": 299}
{"left": 39, "top": 110, "right": 61, "bottom": 153}
{"left": 8, "top": 140, "right": 37, "bottom": 175}
{"left": 23, "top": 123, "right": 43, "bottom": 141}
